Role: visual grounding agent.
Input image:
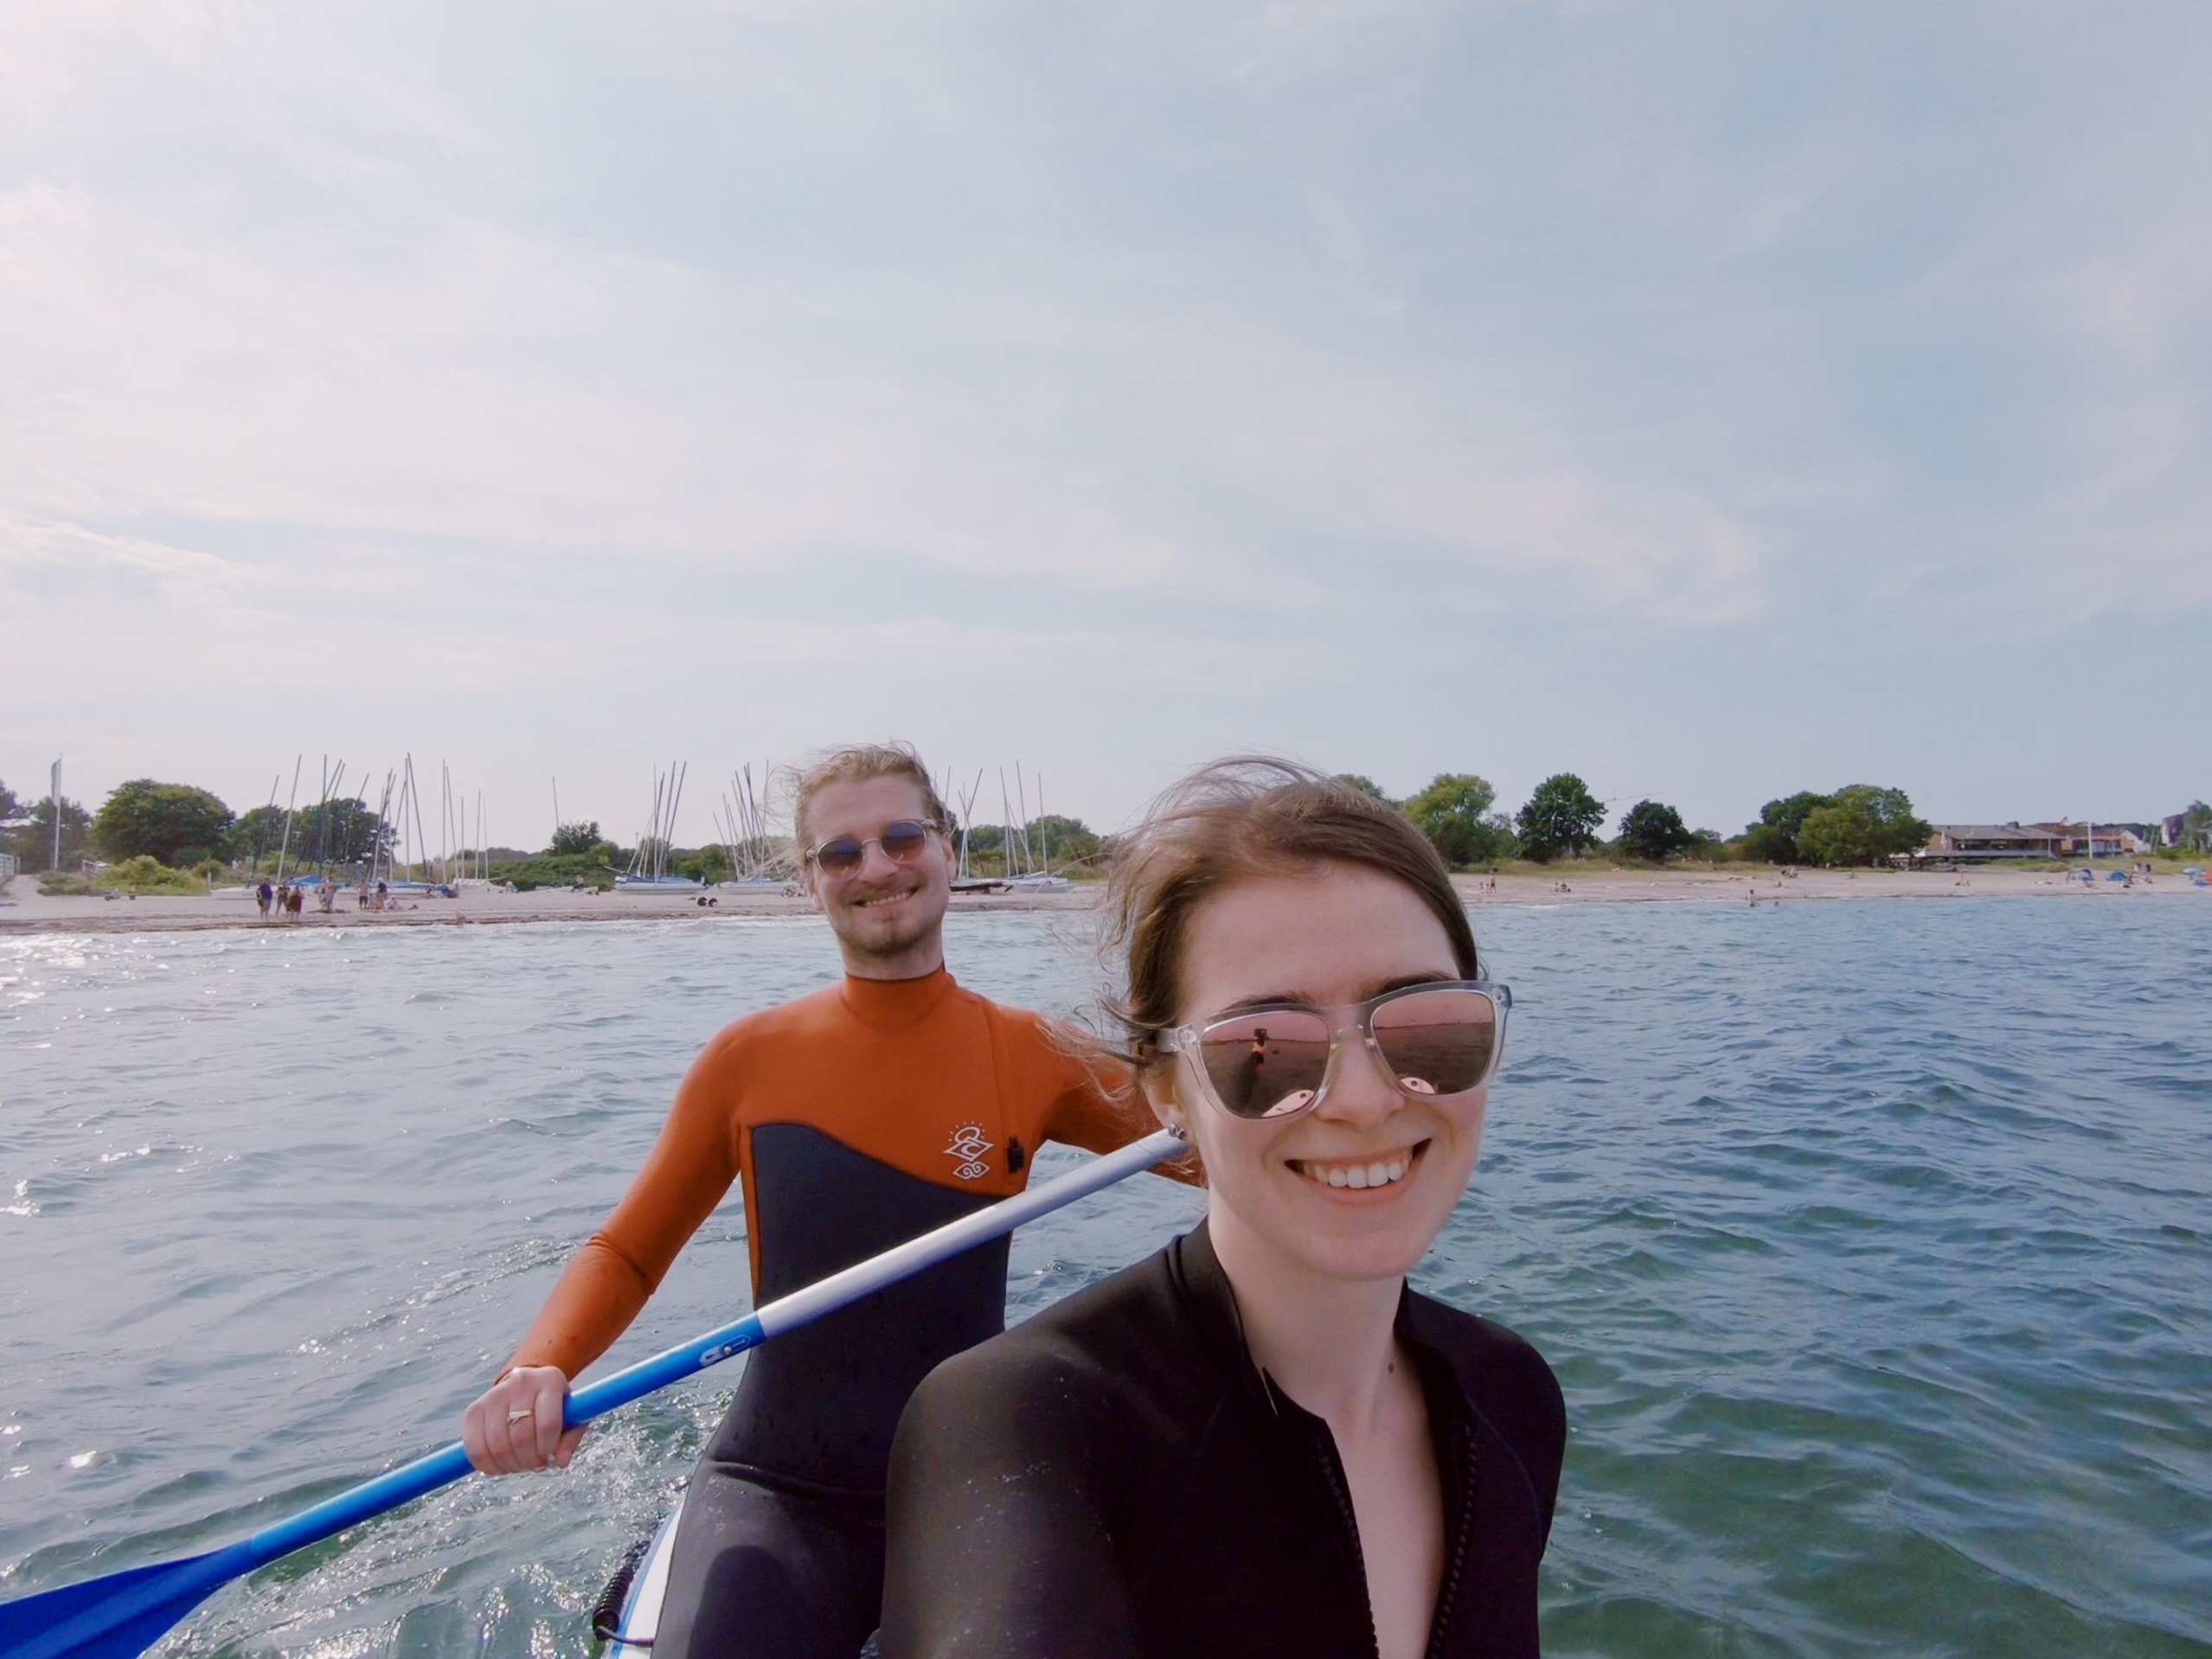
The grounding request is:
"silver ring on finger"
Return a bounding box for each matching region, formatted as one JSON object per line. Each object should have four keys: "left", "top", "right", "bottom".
{"left": 506, "top": 1408, "right": 535, "bottom": 1425}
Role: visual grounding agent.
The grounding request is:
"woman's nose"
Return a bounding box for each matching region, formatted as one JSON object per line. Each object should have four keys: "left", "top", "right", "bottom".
{"left": 1318, "top": 1038, "right": 1401, "bottom": 1125}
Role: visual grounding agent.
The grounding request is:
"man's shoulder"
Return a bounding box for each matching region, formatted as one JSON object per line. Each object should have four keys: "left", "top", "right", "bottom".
{"left": 696, "top": 981, "right": 850, "bottom": 1056}
{"left": 965, "top": 990, "right": 1105, "bottom": 1078}
{"left": 963, "top": 984, "right": 1047, "bottom": 1033}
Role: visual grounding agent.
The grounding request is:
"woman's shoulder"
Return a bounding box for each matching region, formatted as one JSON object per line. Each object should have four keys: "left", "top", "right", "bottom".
{"left": 1401, "top": 1290, "right": 1567, "bottom": 1489}
{"left": 908, "top": 1236, "right": 1220, "bottom": 1438}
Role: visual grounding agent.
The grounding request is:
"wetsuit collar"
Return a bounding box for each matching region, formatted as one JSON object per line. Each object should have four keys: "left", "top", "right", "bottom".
{"left": 1169, "top": 1218, "right": 1451, "bottom": 1422}
{"left": 837, "top": 965, "right": 958, "bottom": 1033}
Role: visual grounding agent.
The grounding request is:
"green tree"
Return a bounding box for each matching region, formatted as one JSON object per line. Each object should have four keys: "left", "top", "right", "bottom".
{"left": 93, "top": 782, "right": 234, "bottom": 867}
{"left": 957, "top": 823, "right": 1007, "bottom": 876}
{"left": 1042, "top": 816, "right": 1103, "bottom": 867}
{"left": 1740, "top": 791, "right": 1833, "bottom": 864}
{"left": 1517, "top": 773, "right": 1606, "bottom": 862}
{"left": 233, "top": 798, "right": 394, "bottom": 870}
{"left": 2183, "top": 801, "right": 2211, "bottom": 853}
{"left": 674, "top": 844, "right": 733, "bottom": 882}
{"left": 1618, "top": 799, "right": 1692, "bottom": 863}
{"left": 1403, "top": 773, "right": 1503, "bottom": 868}
{"left": 1794, "top": 785, "right": 1932, "bottom": 867}
{"left": 1334, "top": 774, "right": 1395, "bottom": 804}
{"left": 0, "top": 778, "right": 18, "bottom": 830}
{"left": 549, "top": 820, "right": 602, "bottom": 855}
{"left": 231, "top": 804, "right": 285, "bottom": 865}
{"left": 7, "top": 794, "right": 93, "bottom": 872}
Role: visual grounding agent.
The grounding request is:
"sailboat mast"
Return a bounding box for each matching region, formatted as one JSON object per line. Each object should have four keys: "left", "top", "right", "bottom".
{"left": 273, "top": 755, "right": 303, "bottom": 887}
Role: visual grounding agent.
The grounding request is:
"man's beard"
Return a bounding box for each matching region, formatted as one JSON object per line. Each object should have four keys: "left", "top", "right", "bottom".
{"left": 834, "top": 890, "right": 943, "bottom": 963}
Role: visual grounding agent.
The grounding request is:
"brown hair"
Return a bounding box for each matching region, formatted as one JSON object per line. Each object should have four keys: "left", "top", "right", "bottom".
{"left": 786, "top": 741, "right": 954, "bottom": 855}
{"left": 1102, "top": 757, "right": 1478, "bottom": 1080}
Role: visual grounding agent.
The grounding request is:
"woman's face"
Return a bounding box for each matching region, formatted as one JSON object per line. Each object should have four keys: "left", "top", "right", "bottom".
{"left": 1149, "top": 862, "right": 1490, "bottom": 1284}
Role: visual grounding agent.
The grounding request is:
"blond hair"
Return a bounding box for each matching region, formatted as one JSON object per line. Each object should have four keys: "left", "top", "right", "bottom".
{"left": 787, "top": 741, "right": 953, "bottom": 853}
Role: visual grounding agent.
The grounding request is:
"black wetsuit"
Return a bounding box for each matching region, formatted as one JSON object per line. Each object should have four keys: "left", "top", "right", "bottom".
{"left": 880, "top": 1223, "right": 1566, "bottom": 1658}
{"left": 653, "top": 1128, "right": 1005, "bottom": 1659}
{"left": 549, "top": 971, "right": 1149, "bottom": 1659}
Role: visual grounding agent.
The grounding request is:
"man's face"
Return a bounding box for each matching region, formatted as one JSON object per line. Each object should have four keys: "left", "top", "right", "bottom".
{"left": 803, "top": 774, "right": 954, "bottom": 973}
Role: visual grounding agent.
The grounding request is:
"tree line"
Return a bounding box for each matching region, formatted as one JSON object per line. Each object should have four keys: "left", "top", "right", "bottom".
{"left": 0, "top": 778, "right": 396, "bottom": 877}
{"left": 0, "top": 768, "right": 2016, "bottom": 885}
{"left": 1337, "top": 772, "right": 1934, "bottom": 870}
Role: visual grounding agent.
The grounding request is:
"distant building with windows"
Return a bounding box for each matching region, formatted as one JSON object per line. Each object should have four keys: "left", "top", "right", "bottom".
{"left": 0, "top": 851, "right": 17, "bottom": 881}
{"left": 1920, "top": 823, "right": 2147, "bottom": 862}
{"left": 2036, "top": 823, "right": 2146, "bottom": 857}
{"left": 1922, "top": 824, "right": 2063, "bottom": 861}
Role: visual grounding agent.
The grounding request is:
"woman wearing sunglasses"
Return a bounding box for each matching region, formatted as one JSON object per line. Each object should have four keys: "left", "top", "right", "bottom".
{"left": 880, "top": 760, "right": 1564, "bottom": 1659}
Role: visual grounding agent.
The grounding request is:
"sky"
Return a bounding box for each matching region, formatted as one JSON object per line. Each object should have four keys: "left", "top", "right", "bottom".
{"left": 4, "top": 1, "right": 2209, "bottom": 849}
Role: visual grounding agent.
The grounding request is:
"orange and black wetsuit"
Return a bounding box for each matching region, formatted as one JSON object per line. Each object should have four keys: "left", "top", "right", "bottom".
{"left": 508, "top": 968, "right": 1157, "bottom": 1659}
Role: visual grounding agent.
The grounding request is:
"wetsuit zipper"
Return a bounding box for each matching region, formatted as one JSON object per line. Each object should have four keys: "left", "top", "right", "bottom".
{"left": 1312, "top": 1433, "right": 1382, "bottom": 1659}
{"left": 1422, "top": 1424, "right": 1481, "bottom": 1659}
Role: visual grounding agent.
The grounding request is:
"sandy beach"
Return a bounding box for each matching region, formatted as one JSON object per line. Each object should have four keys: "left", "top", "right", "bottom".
{"left": 0, "top": 864, "right": 2197, "bottom": 937}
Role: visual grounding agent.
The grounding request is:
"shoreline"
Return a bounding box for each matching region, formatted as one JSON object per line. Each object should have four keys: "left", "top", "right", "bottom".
{"left": 1, "top": 866, "right": 2198, "bottom": 938}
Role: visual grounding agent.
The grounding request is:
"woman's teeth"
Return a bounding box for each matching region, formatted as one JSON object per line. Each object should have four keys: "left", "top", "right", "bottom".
{"left": 1298, "top": 1156, "right": 1411, "bottom": 1190}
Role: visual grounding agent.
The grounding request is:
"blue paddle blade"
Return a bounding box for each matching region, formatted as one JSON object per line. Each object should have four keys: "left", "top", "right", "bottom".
{"left": 0, "top": 1554, "right": 221, "bottom": 1659}
{"left": 0, "top": 1131, "right": 1183, "bottom": 1659}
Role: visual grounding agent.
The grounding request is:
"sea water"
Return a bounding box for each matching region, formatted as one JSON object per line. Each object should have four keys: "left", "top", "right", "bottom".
{"left": 2, "top": 900, "right": 2206, "bottom": 1656}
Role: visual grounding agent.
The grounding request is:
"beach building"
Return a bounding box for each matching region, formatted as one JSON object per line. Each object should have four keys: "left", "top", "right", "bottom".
{"left": 2036, "top": 823, "right": 2144, "bottom": 857}
{"left": 1922, "top": 824, "right": 2065, "bottom": 862}
{"left": 0, "top": 851, "right": 17, "bottom": 881}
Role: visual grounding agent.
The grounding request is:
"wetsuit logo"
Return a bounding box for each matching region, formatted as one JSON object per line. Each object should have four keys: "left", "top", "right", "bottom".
{"left": 944, "top": 1124, "right": 994, "bottom": 1181}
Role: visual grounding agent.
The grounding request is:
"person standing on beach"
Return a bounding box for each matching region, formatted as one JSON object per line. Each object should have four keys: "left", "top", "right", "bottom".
{"left": 256, "top": 880, "right": 272, "bottom": 920}
{"left": 459, "top": 742, "right": 1177, "bottom": 1659}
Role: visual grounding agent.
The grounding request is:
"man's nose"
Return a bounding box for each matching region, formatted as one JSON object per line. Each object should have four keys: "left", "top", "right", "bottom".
{"left": 855, "top": 838, "right": 901, "bottom": 881}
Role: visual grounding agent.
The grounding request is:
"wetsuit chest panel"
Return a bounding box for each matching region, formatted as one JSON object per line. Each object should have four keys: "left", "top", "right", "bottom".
{"left": 881, "top": 1226, "right": 1567, "bottom": 1659}
{"left": 718, "top": 1122, "right": 1007, "bottom": 1496}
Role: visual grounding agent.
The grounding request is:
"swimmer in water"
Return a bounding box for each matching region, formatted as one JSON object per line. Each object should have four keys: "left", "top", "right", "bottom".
{"left": 882, "top": 759, "right": 1564, "bottom": 1659}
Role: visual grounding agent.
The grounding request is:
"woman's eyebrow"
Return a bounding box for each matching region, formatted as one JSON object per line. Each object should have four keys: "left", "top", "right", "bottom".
{"left": 1372, "top": 971, "right": 1459, "bottom": 996}
{"left": 1211, "top": 971, "right": 1459, "bottom": 1015}
{"left": 1216, "top": 990, "right": 1310, "bottom": 1014}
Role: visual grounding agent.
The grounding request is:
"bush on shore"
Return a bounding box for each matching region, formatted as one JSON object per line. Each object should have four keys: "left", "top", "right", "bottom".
{"left": 492, "top": 853, "right": 615, "bottom": 892}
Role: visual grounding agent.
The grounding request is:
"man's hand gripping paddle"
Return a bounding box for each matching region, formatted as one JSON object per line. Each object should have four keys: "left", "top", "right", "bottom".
{"left": 0, "top": 1128, "right": 1186, "bottom": 1659}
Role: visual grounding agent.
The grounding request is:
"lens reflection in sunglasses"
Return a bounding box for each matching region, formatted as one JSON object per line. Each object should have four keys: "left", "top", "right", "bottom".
{"left": 1195, "top": 990, "right": 1498, "bottom": 1119}
{"left": 1197, "top": 1013, "right": 1331, "bottom": 1118}
{"left": 1370, "top": 990, "right": 1497, "bottom": 1096}
{"left": 814, "top": 820, "right": 933, "bottom": 875}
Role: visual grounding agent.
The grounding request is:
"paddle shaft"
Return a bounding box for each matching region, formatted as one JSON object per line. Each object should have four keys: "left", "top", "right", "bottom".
{"left": 3, "top": 1127, "right": 1185, "bottom": 1659}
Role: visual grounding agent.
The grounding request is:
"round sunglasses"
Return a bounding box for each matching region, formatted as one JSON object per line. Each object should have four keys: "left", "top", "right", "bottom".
{"left": 804, "top": 818, "right": 943, "bottom": 876}
{"left": 1157, "top": 980, "right": 1510, "bottom": 1122}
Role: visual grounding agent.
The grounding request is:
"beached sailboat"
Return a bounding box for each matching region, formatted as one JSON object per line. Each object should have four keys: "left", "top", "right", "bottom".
{"left": 615, "top": 763, "right": 704, "bottom": 893}
{"left": 712, "top": 764, "right": 796, "bottom": 889}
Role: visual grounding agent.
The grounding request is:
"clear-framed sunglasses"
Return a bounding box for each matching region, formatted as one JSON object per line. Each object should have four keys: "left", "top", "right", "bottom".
{"left": 1156, "top": 980, "right": 1510, "bottom": 1122}
{"left": 804, "top": 818, "right": 942, "bottom": 876}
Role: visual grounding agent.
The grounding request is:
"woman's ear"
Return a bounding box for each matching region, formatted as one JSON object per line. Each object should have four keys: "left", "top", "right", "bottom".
{"left": 1141, "top": 1070, "right": 1185, "bottom": 1135}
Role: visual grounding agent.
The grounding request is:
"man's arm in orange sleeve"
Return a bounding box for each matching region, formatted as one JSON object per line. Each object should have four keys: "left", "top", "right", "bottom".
{"left": 504, "top": 1038, "right": 747, "bottom": 1379}
{"left": 1038, "top": 1028, "right": 1205, "bottom": 1187}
